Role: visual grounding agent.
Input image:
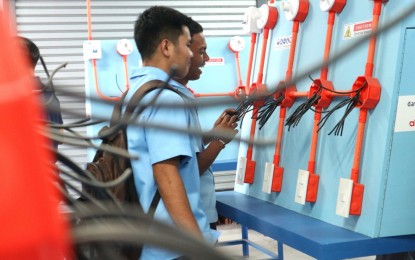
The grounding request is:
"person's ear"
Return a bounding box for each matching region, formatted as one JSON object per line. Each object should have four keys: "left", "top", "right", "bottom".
{"left": 159, "top": 39, "right": 172, "bottom": 57}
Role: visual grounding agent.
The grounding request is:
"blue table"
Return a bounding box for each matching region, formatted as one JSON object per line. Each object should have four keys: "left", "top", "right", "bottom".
{"left": 216, "top": 191, "right": 415, "bottom": 260}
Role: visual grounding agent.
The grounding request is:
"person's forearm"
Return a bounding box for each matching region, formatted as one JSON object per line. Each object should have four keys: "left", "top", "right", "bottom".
{"left": 197, "top": 140, "right": 224, "bottom": 174}
{"left": 153, "top": 158, "right": 202, "bottom": 238}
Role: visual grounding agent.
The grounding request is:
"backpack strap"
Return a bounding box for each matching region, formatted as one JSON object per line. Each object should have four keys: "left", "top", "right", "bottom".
{"left": 116, "top": 80, "right": 185, "bottom": 215}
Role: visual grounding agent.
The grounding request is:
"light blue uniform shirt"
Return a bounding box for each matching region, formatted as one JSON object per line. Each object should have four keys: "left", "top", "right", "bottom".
{"left": 125, "top": 67, "right": 218, "bottom": 259}
{"left": 185, "top": 88, "right": 218, "bottom": 225}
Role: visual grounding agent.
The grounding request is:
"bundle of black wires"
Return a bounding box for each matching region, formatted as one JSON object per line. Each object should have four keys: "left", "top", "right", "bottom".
{"left": 317, "top": 81, "right": 366, "bottom": 136}
{"left": 285, "top": 76, "right": 322, "bottom": 130}
{"left": 255, "top": 93, "right": 284, "bottom": 130}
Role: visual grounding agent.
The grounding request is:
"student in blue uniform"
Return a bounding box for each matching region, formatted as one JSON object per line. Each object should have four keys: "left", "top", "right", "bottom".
{"left": 127, "top": 6, "right": 219, "bottom": 259}
{"left": 175, "top": 19, "right": 239, "bottom": 230}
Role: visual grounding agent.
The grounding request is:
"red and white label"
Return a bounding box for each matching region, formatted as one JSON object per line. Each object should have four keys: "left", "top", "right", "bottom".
{"left": 343, "top": 20, "right": 372, "bottom": 40}
{"left": 206, "top": 57, "right": 225, "bottom": 66}
{"left": 394, "top": 95, "right": 415, "bottom": 133}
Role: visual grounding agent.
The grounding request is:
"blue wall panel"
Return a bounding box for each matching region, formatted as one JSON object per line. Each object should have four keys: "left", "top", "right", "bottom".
{"left": 234, "top": 1, "right": 415, "bottom": 237}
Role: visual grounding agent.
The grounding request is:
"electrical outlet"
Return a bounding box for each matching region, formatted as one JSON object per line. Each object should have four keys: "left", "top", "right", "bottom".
{"left": 83, "top": 40, "right": 102, "bottom": 60}
{"left": 236, "top": 157, "right": 247, "bottom": 185}
{"left": 295, "top": 169, "right": 309, "bottom": 205}
{"left": 262, "top": 162, "right": 274, "bottom": 194}
{"left": 336, "top": 178, "right": 354, "bottom": 218}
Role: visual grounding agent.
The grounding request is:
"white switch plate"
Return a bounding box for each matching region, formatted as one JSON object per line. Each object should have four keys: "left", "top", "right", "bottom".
{"left": 83, "top": 40, "right": 102, "bottom": 60}
{"left": 336, "top": 178, "right": 354, "bottom": 218}
{"left": 262, "top": 162, "right": 274, "bottom": 194}
{"left": 295, "top": 169, "right": 309, "bottom": 205}
{"left": 236, "top": 157, "right": 247, "bottom": 185}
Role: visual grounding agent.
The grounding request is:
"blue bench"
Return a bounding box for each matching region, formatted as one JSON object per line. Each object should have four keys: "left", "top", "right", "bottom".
{"left": 216, "top": 191, "right": 415, "bottom": 260}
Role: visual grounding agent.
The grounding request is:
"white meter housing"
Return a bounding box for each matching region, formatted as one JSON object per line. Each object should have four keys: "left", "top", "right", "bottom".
{"left": 229, "top": 36, "right": 246, "bottom": 53}
{"left": 257, "top": 4, "right": 278, "bottom": 30}
{"left": 242, "top": 6, "right": 262, "bottom": 34}
{"left": 281, "top": 0, "right": 300, "bottom": 21}
{"left": 116, "top": 39, "right": 134, "bottom": 56}
{"left": 319, "top": 0, "right": 336, "bottom": 12}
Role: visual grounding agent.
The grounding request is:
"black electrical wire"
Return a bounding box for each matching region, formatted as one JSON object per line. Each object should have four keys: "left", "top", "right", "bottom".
{"left": 59, "top": 167, "right": 133, "bottom": 190}
{"left": 56, "top": 152, "right": 124, "bottom": 208}
{"left": 317, "top": 81, "right": 367, "bottom": 134}
{"left": 285, "top": 79, "right": 322, "bottom": 130}
{"left": 233, "top": 97, "right": 255, "bottom": 123}
{"left": 46, "top": 129, "right": 139, "bottom": 160}
{"left": 328, "top": 91, "right": 362, "bottom": 136}
{"left": 71, "top": 204, "right": 232, "bottom": 260}
{"left": 115, "top": 73, "right": 126, "bottom": 95}
{"left": 257, "top": 93, "right": 284, "bottom": 130}
{"left": 50, "top": 118, "right": 106, "bottom": 129}
{"left": 59, "top": 176, "right": 109, "bottom": 211}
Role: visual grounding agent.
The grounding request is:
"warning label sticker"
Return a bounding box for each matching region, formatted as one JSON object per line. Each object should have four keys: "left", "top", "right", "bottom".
{"left": 206, "top": 57, "right": 225, "bottom": 66}
{"left": 343, "top": 20, "right": 372, "bottom": 40}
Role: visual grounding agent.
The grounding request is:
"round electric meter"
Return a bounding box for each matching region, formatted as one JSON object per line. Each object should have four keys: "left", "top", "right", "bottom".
{"left": 319, "top": 0, "right": 335, "bottom": 12}
{"left": 281, "top": 0, "right": 300, "bottom": 21}
{"left": 229, "top": 36, "right": 245, "bottom": 53}
{"left": 116, "top": 39, "right": 134, "bottom": 56}
{"left": 257, "top": 4, "right": 278, "bottom": 30}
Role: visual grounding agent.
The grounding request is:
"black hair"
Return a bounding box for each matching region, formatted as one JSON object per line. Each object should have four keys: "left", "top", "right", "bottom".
{"left": 18, "top": 36, "right": 40, "bottom": 68}
{"left": 187, "top": 18, "right": 203, "bottom": 37}
{"left": 134, "top": 6, "right": 191, "bottom": 60}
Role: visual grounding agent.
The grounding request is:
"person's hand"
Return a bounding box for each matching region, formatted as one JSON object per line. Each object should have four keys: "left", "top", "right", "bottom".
{"left": 210, "top": 108, "right": 239, "bottom": 144}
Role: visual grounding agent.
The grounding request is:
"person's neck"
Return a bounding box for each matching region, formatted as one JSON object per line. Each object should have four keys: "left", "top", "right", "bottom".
{"left": 175, "top": 78, "right": 189, "bottom": 86}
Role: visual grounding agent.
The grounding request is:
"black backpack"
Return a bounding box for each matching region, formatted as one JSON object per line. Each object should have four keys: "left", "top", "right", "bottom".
{"left": 81, "top": 80, "right": 182, "bottom": 259}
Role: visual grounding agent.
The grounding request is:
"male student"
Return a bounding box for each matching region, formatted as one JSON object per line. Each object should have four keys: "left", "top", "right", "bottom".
{"left": 175, "top": 19, "right": 239, "bottom": 230}
{"left": 127, "top": 6, "right": 218, "bottom": 259}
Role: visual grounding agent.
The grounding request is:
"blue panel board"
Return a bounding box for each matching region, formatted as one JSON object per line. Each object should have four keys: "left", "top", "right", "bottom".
{"left": 85, "top": 37, "right": 250, "bottom": 163}
{"left": 233, "top": 1, "right": 415, "bottom": 237}
{"left": 380, "top": 28, "right": 415, "bottom": 237}
{"left": 83, "top": 2, "right": 415, "bottom": 238}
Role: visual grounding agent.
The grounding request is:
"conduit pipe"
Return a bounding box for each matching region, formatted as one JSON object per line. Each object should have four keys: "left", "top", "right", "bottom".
{"left": 87, "top": 0, "right": 122, "bottom": 101}
{"left": 245, "top": 33, "right": 258, "bottom": 95}
{"left": 194, "top": 36, "right": 247, "bottom": 100}
{"left": 244, "top": 2, "right": 278, "bottom": 184}
{"left": 269, "top": 0, "right": 309, "bottom": 192}
{"left": 348, "top": 0, "right": 384, "bottom": 216}
{"left": 305, "top": 9, "right": 340, "bottom": 202}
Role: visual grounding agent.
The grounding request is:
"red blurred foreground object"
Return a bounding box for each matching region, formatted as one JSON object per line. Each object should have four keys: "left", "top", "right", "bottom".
{"left": 0, "top": 10, "right": 70, "bottom": 260}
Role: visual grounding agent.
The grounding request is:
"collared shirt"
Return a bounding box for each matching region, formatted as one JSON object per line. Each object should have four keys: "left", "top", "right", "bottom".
{"left": 125, "top": 67, "right": 218, "bottom": 259}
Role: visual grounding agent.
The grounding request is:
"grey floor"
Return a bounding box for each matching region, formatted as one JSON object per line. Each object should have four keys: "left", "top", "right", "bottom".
{"left": 216, "top": 223, "right": 376, "bottom": 260}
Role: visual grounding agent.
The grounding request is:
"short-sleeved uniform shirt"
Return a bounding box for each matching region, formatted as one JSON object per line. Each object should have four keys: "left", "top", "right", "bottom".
{"left": 185, "top": 86, "right": 218, "bottom": 224}
{"left": 125, "top": 67, "right": 218, "bottom": 259}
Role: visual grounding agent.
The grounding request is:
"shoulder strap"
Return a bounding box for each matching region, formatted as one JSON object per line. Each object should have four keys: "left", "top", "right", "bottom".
{"left": 110, "top": 80, "right": 182, "bottom": 127}
{"left": 115, "top": 80, "right": 182, "bottom": 215}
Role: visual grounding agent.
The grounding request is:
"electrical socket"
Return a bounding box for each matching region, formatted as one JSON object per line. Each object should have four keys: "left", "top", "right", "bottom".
{"left": 336, "top": 178, "right": 354, "bottom": 218}
{"left": 295, "top": 169, "right": 309, "bottom": 205}
{"left": 83, "top": 40, "right": 102, "bottom": 60}
{"left": 236, "top": 157, "right": 247, "bottom": 185}
{"left": 262, "top": 162, "right": 274, "bottom": 194}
